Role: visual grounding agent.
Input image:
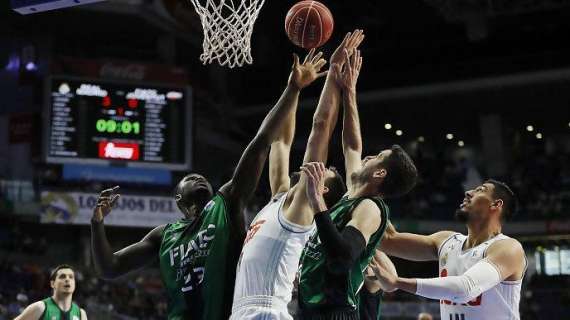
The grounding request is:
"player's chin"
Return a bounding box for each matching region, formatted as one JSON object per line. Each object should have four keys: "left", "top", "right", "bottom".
{"left": 454, "top": 208, "right": 469, "bottom": 223}
{"left": 191, "top": 186, "right": 213, "bottom": 203}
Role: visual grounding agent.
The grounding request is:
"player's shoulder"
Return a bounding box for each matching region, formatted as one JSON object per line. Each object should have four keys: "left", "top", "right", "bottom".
{"left": 433, "top": 230, "right": 458, "bottom": 241}
{"left": 353, "top": 198, "right": 382, "bottom": 216}
{"left": 22, "top": 300, "right": 46, "bottom": 316}
{"left": 351, "top": 199, "right": 383, "bottom": 226}
{"left": 31, "top": 300, "right": 47, "bottom": 310}
{"left": 146, "top": 223, "right": 168, "bottom": 241}
{"left": 488, "top": 236, "right": 524, "bottom": 257}
{"left": 433, "top": 231, "right": 461, "bottom": 250}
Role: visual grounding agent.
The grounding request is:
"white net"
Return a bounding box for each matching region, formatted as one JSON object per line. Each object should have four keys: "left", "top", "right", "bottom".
{"left": 188, "top": 0, "right": 266, "bottom": 68}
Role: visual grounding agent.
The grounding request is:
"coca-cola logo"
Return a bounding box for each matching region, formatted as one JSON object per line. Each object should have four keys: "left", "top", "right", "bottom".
{"left": 99, "top": 63, "right": 146, "bottom": 81}
{"left": 98, "top": 141, "right": 140, "bottom": 160}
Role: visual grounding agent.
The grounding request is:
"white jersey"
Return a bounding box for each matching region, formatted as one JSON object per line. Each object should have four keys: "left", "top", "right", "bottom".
{"left": 230, "top": 192, "right": 314, "bottom": 320}
{"left": 438, "top": 233, "right": 526, "bottom": 320}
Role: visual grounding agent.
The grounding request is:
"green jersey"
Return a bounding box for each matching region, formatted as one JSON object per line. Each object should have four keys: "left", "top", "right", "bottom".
{"left": 299, "top": 196, "right": 389, "bottom": 312}
{"left": 41, "top": 297, "right": 81, "bottom": 320}
{"left": 159, "top": 193, "right": 242, "bottom": 320}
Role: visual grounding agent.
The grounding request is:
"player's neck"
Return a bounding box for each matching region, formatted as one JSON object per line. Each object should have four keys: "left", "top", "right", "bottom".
{"left": 465, "top": 222, "right": 501, "bottom": 250}
{"left": 183, "top": 205, "right": 201, "bottom": 220}
{"left": 52, "top": 292, "right": 73, "bottom": 311}
{"left": 347, "top": 181, "right": 378, "bottom": 199}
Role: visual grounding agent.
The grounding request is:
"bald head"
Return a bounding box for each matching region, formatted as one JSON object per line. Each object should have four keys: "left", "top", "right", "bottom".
{"left": 418, "top": 313, "right": 433, "bottom": 320}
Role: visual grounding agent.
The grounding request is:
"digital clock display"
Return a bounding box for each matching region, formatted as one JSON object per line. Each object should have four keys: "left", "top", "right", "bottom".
{"left": 44, "top": 76, "right": 191, "bottom": 169}
{"left": 95, "top": 119, "right": 141, "bottom": 135}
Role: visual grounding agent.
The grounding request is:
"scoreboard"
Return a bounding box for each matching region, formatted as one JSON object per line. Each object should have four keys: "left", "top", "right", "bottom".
{"left": 44, "top": 76, "right": 191, "bottom": 170}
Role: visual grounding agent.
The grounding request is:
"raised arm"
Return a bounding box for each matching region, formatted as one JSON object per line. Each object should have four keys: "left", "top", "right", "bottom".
{"left": 379, "top": 221, "right": 455, "bottom": 261}
{"left": 219, "top": 50, "right": 327, "bottom": 212}
{"left": 301, "top": 31, "right": 364, "bottom": 165}
{"left": 90, "top": 186, "right": 163, "bottom": 279}
{"left": 269, "top": 51, "right": 327, "bottom": 196}
{"left": 286, "top": 31, "right": 365, "bottom": 221}
{"left": 372, "top": 239, "right": 526, "bottom": 304}
{"left": 334, "top": 49, "right": 364, "bottom": 190}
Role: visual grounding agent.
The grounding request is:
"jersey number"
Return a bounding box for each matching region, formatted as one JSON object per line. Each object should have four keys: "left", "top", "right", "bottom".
{"left": 449, "top": 314, "right": 465, "bottom": 320}
{"left": 181, "top": 267, "right": 205, "bottom": 292}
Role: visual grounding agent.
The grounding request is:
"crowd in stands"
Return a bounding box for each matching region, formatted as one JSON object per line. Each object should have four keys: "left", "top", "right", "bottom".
{"left": 242, "top": 142, "right": 570, "bottom": 222}
{"left": 395, "top": 145, "right": 570, "bottom": 221}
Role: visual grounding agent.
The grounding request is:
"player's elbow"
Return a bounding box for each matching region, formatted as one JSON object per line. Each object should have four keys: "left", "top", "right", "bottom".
{"left": 252, "top": 131, "right": 273, "bottom": 148}
{"left": 342, "top": 136, "right": 362, "bottom": 152}
{"left": 311, "top": 117, "right": 331, "bottom": 135}
{"left": 93, "top": 258, "right": 122, "bottom": 280}
{"left": 449, "top": 275, "right": 481, "bottom": 304}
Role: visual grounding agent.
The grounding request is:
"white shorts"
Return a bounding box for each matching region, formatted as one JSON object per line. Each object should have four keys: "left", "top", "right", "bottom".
{"left": 230, "top": 296, "right": 293, "bottom": 320}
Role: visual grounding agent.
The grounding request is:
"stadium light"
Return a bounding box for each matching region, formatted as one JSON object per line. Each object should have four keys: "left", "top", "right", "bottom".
{"left": 458, "top": 140, "right": 465, "bottom": 147}
{"left": 536, "top": 133, "right": 543, "bottom": 139}
{"left": 418, "top": 136, "right": 425, "bottom": 142}
{"left": 446, "top": 133, "right": 454, "bottom": 140}
{"left": 385, "top": 123, "right": 392, "bottom": 130}
{"left": 526, "top": 125, "right": 534, "bottom": 132}
{"left": 396, "top": 130, "right": 403, "bottom": 136}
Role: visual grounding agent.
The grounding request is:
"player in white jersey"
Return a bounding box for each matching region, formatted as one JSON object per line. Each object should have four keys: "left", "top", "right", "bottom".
{"left": 230, "top": 32, "right": 365, "bottom": 320}
{"left": 374, "top": 180, "right": 526, "bottom": 320}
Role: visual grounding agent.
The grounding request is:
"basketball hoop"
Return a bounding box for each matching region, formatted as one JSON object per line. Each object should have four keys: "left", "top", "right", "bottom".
{"left": 187, "top": 0, "right": 266, "bottom": 68}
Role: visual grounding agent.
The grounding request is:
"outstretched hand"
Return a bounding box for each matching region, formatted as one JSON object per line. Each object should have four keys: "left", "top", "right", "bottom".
{"left": 330, "top": 29, "right": 365, "bottom": 67}
{"left": 332, "top": 49, "right": 362, "bottom": 92}
{"left": 369, "top": 252, "right": 399, "bottom": 292}
{"left": 92, "top": 186, "right": 120, "bottom": 223}
{"left": 288, "top": 48, "right": 328, "bottom": 90}
{"left": 300, "top": 162, "right": 328, "bottom": 213}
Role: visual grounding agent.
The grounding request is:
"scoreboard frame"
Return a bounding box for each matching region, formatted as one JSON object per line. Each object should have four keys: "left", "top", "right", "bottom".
{"left": 43, "top": 75, "right": 193, "bottom": 171}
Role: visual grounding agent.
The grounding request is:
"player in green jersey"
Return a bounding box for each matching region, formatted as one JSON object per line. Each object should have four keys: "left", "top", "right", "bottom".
{"left": 15, "top": 264, "right": 87, "bottom": 320}
{"left": 90, "top": 49, "right": 329, "bottom": 320}
{"left": 296, "top": 46, "right": 419, "bottom": 319}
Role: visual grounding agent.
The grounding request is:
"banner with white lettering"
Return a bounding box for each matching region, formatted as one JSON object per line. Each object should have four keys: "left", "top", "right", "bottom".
{"left": 40, "top": 191, "right": 181, "bottom": 227}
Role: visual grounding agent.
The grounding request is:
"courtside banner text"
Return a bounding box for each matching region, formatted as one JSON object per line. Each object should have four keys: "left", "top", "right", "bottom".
{"left": 40, "top": 191, "right": 180, "bottom": 227}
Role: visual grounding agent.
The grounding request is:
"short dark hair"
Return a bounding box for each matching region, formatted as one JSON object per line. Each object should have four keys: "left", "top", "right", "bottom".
{"left": 323, "top": 167, "right": 346, "bottom": 208}
{"left": 485, "top": 179, "right": 517, "bottom": 221}
{"left": 50, "top": 264, "right": 74, "bottom": 282}
{"left": 378, "top": 145, "right": 418, "bottom": 198}
{"left": 289, "top": 167, "right": 346, "bottom": 208}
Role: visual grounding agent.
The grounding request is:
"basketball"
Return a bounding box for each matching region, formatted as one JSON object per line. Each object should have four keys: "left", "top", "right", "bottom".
{"left": 285, "top": 1, "right": 334, "bottom": 49}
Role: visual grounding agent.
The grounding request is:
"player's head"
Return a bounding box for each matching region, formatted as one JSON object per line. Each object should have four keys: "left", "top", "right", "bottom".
{"left": 353, "top": 145, "right": 418, "bottom": 198}
{"left": 49, "top": 264, "right": 75, "bottom": 296}
{"left": 417, "top": 313, "right": 433, "bottom": 320}
{"left": 290, "top": 166, "right": 346, "bottom": 208}
{"left": 174, "top": 173, "right": 214, "bottom": 218}
{"left": 456, "top": 179, "right": 517, "bottom": 224}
